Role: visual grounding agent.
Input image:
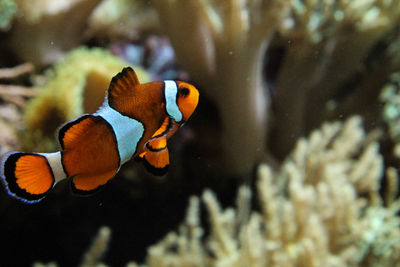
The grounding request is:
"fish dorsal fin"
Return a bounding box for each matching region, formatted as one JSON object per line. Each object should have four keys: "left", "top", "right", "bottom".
{"left": 107, "top": 67, "right": 140, "bottom": 102}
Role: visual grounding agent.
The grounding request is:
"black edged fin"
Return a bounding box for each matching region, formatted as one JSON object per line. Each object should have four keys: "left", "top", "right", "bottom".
{"left": 70, "top": 178, "right": 105, "bottom": 196}
{"left": 140, "top": 148, "right": 170, "bottom": 176}
{"left": 69, "top": 169, "right": 117, "bottom": 196}
{"left": 146, "top": 137, "right": 167, "bottom": 152}
{"left": 144, "top": 117, "right": 172, "bottom": 152}
{"left": 58, "top": 114, "right": 92, "bottom": 150}
{"left": 134, "top": 155, "right": 143, "bottom": 163}
{"left": 0, "top": 152, "right": 54, "bottom": 204}
{"left": 152, "top": 117, "right": 173, "bottom": 139}
{"left": 107, "top": 67, "right": 140, "bottom": 102}
{"left": 142, "top": 158, "right": 169, "bottom": 176}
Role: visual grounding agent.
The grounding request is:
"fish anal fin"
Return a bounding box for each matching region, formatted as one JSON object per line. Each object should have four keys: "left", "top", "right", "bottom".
{"left": 71, "top": 170, "right": 116, "bottom": 195}
{"left": 142, "top": 148, "right": 169, "bottom": 176}
{"left": 107, "top": 67, "right": 140, "bottom": 102}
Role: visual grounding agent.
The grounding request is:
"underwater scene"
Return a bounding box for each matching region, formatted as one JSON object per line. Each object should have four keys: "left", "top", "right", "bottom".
{"left": 0, "top": 0, "right": 400, "bottom": 266}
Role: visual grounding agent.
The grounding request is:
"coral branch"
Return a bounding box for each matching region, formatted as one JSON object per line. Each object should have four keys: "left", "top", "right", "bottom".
{"left": 80, "top": 226, "right": 111, "bottom": 267}
{"left": 270, "top": 0, "right": 400, "bottom": 158}
{"left": 154, "top": 0, "right": 290, "bottom": 176}
{"left": 6, "top": 0, "right": 99, "bottom": 65}
{"left": 0, "top": 63, "right": 34, "bottom": 79}
{"left": 138, "top": 116, "right": 400, "bottom": 266}
{"left": 86, "top": 0, "right": 160, "bottom": 41}
{"left": 0, "top": 85, "right": 36, "bottom": 97}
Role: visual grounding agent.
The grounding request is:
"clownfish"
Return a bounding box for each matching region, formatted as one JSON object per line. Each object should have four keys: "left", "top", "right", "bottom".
{"left": 0, "top": 67, "right": 199, "bottom": 203}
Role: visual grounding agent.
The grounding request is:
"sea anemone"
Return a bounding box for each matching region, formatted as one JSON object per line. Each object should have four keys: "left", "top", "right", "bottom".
{"left": 21, "top": 46, "right": 149, "bottom": 151}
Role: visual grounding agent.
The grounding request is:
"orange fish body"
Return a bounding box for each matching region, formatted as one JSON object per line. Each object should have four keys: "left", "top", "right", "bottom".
{"left": 1, "top": 67, "right": 199, "bottom": 203}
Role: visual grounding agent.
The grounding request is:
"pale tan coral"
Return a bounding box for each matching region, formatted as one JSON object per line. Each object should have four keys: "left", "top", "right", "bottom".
{"left": 154, "top": 0, "right": 400, "bottom": 175}
{"left": 136, "top": 116, "right": 400, "bottom": 267}
{"left": 154, "top": 0, "right": 291, "bottom": 176}
{"left": 80, "top": 226, "right": 112, "bottom": 267}
{"left": 33, "top": 226, "right": 111, "bottom": 267}
{"left": 0, "top": 103, "right": 22, "bottom": 156}
{"left": 145, "top": 197, "right": 205, "bottom": 267}
{"left": 272, "top": 0, "right": 400, "bottom": 157}
{"left": 87, "top": 0, "right": 159, "bottom": 41}
{"left": 0, "top": 63, "right": 34, "bottom": 79}
{"left": 0, "top": 63, "right": 34, "bottom": 156}
{"left": 7, "top": 0, "right": 99, "bottom": 66}
{"left": 380, "top": 73, "right": 400, "bottom": 158}
{"left": 32, "top": 262, "right": 58, "bottom": 267}
{"left": 0, "top": 63, "right": 35, "bottom": 108}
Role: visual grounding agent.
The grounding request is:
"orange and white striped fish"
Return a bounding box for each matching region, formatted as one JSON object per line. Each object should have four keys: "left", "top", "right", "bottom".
{"left": 1, "top": 67, "right": 199, "bottom": 203}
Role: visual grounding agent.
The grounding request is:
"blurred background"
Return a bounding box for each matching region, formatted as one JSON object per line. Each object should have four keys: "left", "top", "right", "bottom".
{"left": 0, "top": 0, "right": 399, "bottom": 266}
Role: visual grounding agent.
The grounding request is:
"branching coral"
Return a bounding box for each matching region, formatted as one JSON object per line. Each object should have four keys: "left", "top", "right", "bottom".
{"left": 0, "top": 104, "right": 21, "bottom": 157}
{"left": 80, "top": 226, "right": 112, "bottom": 267}
{"left": 7, "top": 0, "right": 99, "bottom": 65}
{"left": 0, "top": 63, "right": 35, "bottom": 108}
{"left": 271, "top": 0, "right": 400, "bottom": 158}
{"left": 0, "top": 63, "right": 34, "bottom": 156}
{"left": 21, "top": 47, "right": 148, "bottom": 151}
{"left": 87, "top": 0, "right": 159, "bottom": 41}
{"left": 33, "top": 226, "right": 112, "bottom": 267}
{"left": 133, "top": 116, "right": 400, "bottom": 266}
{"left": 154, "top": 0, "right": 291, "bottom": 176}
{"left": 154, "top": 0, "right": 400, "bottom": 176}
{"left": 380, "top": 72, "right": 400, "bottom": 158}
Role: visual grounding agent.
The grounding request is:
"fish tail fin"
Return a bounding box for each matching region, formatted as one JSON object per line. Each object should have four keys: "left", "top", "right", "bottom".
{"left": 1, "top": 152, "right": 66, "bottom": 203}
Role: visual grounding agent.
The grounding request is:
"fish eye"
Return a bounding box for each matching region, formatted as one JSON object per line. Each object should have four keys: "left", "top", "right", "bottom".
{"left": 180, "top": 87, "right": 190, "bottom": 97}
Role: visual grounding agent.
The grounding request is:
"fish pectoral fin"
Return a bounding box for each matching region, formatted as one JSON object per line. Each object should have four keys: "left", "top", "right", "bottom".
{"left": 140, "top": 148, "right": 169, "bottom": 176}
{"left": 144, "top": 115, "right": 178, "bottom": 152}
{"left": 151, "top": 117, "right": 171, "bottom": 138}
{"left": 138, "top": 116, "right": 177, "bottom": 176}
{"left": 145, "top": 136, "right": 167, "bottom": 152}
{"left": 152, "top": 117, "right": 180, "bottom": 140}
